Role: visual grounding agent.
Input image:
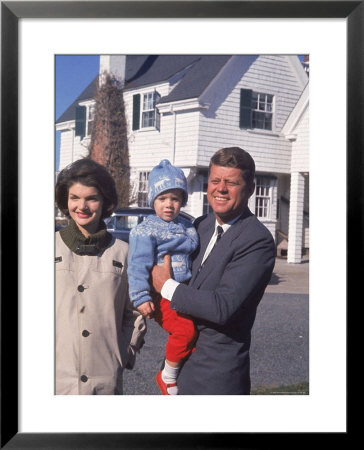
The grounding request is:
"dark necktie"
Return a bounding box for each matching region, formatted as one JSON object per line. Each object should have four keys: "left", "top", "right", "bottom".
{"left": 215, "top": 226, "right": 224, "bottom": 245}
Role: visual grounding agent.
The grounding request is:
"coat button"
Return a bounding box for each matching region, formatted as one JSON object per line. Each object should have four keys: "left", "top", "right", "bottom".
{"left": 80, "top": 375, "right": 88, "bottom": 383}
{"left": 77, "top": 285, "right": 84, "bottom": 292}
{"left": 82, "top": 330, "right": 90, "bottom": 337}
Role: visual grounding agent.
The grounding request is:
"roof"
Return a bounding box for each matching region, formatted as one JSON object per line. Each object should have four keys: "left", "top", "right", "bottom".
{"left": 158, "top": 55, "right": 231, "bottom": 103}
{"left": 56, "top": 55, "right": 234, "bottom": 124}
{"left": 124, "top": 54, "right": 203, "bottom": 89}
{"left": 56, "top": 55, "right": 236, "bottom": 123}
{"left": 56, "top": 75, "right": 99, "bottom": 123}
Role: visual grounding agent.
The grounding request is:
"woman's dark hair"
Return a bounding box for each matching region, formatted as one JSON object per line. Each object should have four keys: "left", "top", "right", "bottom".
{"left": 55, "top": 158, "right": 118, "bottom": 219}
{"left": 209, "top": 147, "right": 256, "bottom": 187}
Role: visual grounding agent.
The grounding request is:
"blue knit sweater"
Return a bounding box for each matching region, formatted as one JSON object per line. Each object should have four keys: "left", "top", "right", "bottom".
{"left": 128, "top": 215, "right": 199, "bottom": 307}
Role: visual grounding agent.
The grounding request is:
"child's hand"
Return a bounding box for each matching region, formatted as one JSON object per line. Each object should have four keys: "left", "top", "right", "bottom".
{"left": 137, "top": 301, "right": 155, "bottom": 319}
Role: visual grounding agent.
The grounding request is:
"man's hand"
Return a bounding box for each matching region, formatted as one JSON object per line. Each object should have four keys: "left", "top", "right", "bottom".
{"left": 137, "top": 301, "right": 155, "bottom": 319}
{"left": 151, "top": 254, "right": 172, "bottom": 293}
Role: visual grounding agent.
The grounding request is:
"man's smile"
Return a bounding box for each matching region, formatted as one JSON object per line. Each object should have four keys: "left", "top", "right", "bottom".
{"left": 214, "top": 196, "right": 229, "bottom": 201}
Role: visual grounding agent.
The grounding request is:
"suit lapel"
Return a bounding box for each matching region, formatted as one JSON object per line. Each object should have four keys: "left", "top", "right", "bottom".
{"left": 190, "top": 208, "right": 253, "bottom": 287}
{"left": 190, "top": 214, "right": 215, "bottom": 284}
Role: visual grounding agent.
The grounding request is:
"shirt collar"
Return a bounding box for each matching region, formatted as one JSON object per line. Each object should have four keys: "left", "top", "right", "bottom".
{"left": 214, "top": 214, "right": 242, "bottom": 234}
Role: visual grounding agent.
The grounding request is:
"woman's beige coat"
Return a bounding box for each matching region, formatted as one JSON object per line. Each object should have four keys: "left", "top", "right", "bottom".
{"left": 55, "top": 232, "right": 146, "bottom": 395}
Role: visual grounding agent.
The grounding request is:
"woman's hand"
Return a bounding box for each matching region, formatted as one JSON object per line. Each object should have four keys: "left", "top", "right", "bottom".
{"left": 137, "top": 301, "right": 155, "bottom": 319}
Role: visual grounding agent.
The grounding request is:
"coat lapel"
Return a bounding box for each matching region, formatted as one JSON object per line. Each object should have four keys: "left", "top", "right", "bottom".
{"left": 190, "top": 214, "right": 216, "bottom": 284}
{"left": 190, "top": 208, "right": 253, "bottom": 287}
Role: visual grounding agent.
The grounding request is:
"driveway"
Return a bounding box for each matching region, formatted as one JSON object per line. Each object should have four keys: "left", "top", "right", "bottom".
{"left": 124, "top": 258, "right": 309, "bottom": 394}
{"left": 250, "top": 257, "right": 309, "bottom": 391}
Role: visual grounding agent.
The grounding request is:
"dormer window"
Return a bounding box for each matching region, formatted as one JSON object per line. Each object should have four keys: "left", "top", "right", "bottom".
{"left": 142, "top": 93, "right": 156, "bottom": 127}
{"left": 87, "top": 104, "right": 95, "bottom": 136}
{"left": 132, "top": 91, "right": 161, "bottom": 131}
{"left": 240, "top": 89, "right": 274, "bottom": 131}
{"left": 75, "top": 102, "right": 96, "bottom": 139}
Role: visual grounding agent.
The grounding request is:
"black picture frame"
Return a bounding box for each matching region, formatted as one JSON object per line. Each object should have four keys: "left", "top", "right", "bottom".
{"left": 1, "top": 1, "right": 358, "bottom": 448}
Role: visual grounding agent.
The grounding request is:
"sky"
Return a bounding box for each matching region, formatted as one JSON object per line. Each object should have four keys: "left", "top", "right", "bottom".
{"left": 55, "top": 55, "right": 100, "bottom": 170}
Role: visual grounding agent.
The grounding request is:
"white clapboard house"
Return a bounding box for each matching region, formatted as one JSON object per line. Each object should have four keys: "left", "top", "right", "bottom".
{"left": 56, "top": 55, "right": 309, "bottom": 263}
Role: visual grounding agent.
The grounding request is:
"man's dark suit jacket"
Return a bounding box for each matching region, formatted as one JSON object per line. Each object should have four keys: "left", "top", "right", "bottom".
{"left": 169, "top": 208, "right": 276, "bottom": 394}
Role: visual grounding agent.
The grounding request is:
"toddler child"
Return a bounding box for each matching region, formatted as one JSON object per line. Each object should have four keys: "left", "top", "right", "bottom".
{"left": 128, "top": 160, "right": 199, "bottom": 395}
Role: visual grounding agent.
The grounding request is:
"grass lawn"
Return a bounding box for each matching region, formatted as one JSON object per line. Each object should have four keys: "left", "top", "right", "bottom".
{"left": 251, "top": 382, "right": 309, "bottom": 395}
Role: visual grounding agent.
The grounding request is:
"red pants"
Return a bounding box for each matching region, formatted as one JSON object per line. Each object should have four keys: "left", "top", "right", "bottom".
{"left": 154, "top": 296, "right": 197, "bottom": 364}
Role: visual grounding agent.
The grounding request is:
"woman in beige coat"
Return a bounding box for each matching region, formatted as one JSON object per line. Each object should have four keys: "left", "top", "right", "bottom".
{"left": 55, "top": 158, "right": 146, "bottom": 395}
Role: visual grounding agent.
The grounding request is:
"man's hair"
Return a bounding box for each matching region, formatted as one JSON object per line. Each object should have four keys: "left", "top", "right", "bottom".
{"left": 55, "top": 158, "right": 118, "bottom": 219}
{"left": 209, "top": 147, "right": 256, "bottom": 186}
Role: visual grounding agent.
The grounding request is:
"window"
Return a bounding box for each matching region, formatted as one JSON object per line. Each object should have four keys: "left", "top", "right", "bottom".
{"left": 114, "top": 215, "right": 139, "bottom": 231}
{"left": 202, "top": 174, "right": 212, "bottom": 215}
{"left": 142, "top": 93, "right": 156, "bottom": 127}
{"left": 252, "top": 92, "right": 273, "bottom": 130}
{"left": 75, "top": 103, "right": 96, "bottom": 139}
{"left": 138, "top": 171, "right": 150, "bottom": 207}
{"left": 75, "top": 105, "right": 86, "bottom": 138}
{"left": 132, "top": 91, "right": 161, "bottom": 131}
{"left": 240, "top": 89, "right": 274, "bottom": 131}
{"left": 86, "top": 104, "right": 95, "bottom": 136}
{"left": 255, "top": 177, "right": 272, "bottom": 218}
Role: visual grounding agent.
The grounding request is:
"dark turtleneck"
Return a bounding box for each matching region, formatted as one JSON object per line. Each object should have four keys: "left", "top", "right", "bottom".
{"left": 59, "top": 219, "right": 112, "bottom": 255}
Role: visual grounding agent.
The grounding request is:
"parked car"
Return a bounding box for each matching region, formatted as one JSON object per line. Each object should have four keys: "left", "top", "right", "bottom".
{"left": 55, "top": 223, "right": 67, "bottom": 232}
{"left": 105, "top": 207, "right": 195, "bottom": 242}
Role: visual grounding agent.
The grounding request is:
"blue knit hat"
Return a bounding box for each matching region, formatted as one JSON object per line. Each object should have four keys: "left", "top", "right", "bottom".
{"left": 148, "top": 160, "right": 188, "bottom": 207}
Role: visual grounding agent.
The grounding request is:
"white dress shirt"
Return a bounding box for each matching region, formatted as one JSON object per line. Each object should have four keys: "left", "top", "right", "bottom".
{"left": 161, "top": 215, "right": 241, "bottom": 300}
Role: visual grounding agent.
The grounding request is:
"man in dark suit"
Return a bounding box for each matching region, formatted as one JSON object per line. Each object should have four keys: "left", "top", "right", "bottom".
{"left": 152, "top": 147, "right": 276, "bottom": 394}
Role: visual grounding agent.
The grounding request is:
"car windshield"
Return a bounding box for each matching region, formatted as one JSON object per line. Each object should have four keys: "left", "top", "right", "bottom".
{"left": 115, "top": 216, "right": 139, "bottom": 230}
{"left": 105, "top": 210, "right": 194, "bottom": 239}
{"left": 106, "top": 218, "right": 114, "bottom": 230}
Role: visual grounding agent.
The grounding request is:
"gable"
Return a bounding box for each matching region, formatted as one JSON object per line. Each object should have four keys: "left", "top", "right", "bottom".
{"left": 158, "top": 55, "right": 231, "bottom": 103}
{"left": 56, "top": 75, "right": 98, "bottom": 124}
{"left": 282, "top": 83, "right": 309, "bottom": 136}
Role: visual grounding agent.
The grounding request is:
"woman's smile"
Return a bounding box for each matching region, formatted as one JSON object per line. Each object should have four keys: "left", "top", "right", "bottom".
{"left": 75, "top": 210, "right": 91, "bottom": 219}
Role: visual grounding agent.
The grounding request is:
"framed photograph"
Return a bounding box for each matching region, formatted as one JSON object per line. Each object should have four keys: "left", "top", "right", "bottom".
{"left": 1, "top": 0, "right": 358, "bottom": 447}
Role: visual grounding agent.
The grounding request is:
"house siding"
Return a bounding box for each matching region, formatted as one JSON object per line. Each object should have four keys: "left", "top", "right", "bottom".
{"left": 182, "top": 172, "right": 204, "bottom": 217}
{"left": 276, "top": 174, "right": 291, "bottom": 236}
{"left": 196, "top": 55, "right": 303, "bottom": 173}
{"left": 291, "top": 106, "right": 309, "bottom": 252}
{"left": 282, "top": 83, "right": 309, "bottom": 261}
{"left": 58, "top": 129, "right": 89, "bottom": 171}
{"left": 290, "top": 105, "right": 309, "bottom": 173}
{"left": 173, "top": 110, "right": 200, "bottom": 166}
{"left": 124, "top": 83, "right": 200, "bottom": 205}
{"left": 288, "top": 171, "right": 306, "bottom": 263}
{"left": 124, "top": 83, "right": 170, "bottom": 169}
{"left": 124, "top": 83, "right": 199, "bottom": 170}
{"left": 56, "top": 54, "right": 309, "bottom": 260}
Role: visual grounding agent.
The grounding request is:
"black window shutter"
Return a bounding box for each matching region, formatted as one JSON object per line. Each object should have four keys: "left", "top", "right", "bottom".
{"left": 240, "top": 89, "right": 252, "bottom": 129}
{"left": 75, "top": 106, "right": 86, "bottom": 138}
{"left": 132, "top": 94, "right": 140, "bottom": 130}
